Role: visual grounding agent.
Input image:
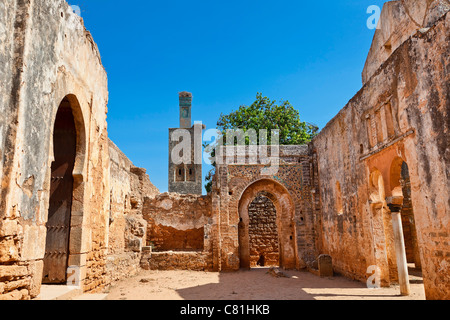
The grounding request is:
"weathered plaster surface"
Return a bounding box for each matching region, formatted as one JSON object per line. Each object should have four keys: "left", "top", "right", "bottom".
{"left": 363, "top": 0, "right": 450, "bottom": 84}
{"left": 313, "top": 11, "right": 449, "bottom": 299}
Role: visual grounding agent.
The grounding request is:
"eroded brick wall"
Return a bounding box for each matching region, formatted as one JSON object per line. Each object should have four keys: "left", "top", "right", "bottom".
{"left": 248, "top": 194, "right": 279, "bottom": 267}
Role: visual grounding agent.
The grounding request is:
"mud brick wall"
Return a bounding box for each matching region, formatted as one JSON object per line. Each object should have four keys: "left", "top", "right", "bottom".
{"left": 362, "top": 0, "right": 450, "bottom": 84}
{"left": 108, "top": 140, "right": 159, "bottom": 254}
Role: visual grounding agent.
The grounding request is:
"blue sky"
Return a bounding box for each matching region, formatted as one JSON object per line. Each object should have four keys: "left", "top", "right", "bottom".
{"left": 73, "top": 0, "right": 387, "bottom": 193}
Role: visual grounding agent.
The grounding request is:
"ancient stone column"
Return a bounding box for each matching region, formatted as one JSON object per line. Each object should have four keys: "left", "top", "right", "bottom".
{"left": 386, "top": 196, "right": 411, "bottom": 296}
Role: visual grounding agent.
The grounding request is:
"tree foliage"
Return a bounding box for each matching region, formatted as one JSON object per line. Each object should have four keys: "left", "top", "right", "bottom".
{"left": 217, "top": 93, "right": 318, "bottom": 145}
{"left": 204, "top": 93, "right": 319, "bottom": 193}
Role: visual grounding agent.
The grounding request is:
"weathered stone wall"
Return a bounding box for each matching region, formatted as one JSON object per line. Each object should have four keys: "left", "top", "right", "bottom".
{"left": 0, "top": 0, "right": 110, "bottom": 299}
{"left": 0, "top": 1, "right": 15, "bottom": 194}
{"left": 108, "top": 140, "right": 134, "bottom": 255}
{"left": 141, "top": 250, "right": 211, "bottom": 271}
{"left": 0, "top": 0, "right": 158, "bottom": 299}
{"left": 211, "top": 145, "right": 319, "bottom": 272}
{"left": 106, "top": 252, "right": 141, "bottom": 284}
{"left": 363, "top": 0, "right": 450, "bottom": 84}
{"left": 106, "top": 140, "right": 159, "bottom": 284}
{"left": 141, "top": 193, "right": 213, "bottom": 271}
{"left": 1, "top": 0, "right": 448, "bottom": 302}
{"left": 248, "top": 194, "right": 280, "bottom": 267}
{"left": 312, "top": 12, "right": 450, "bottom": 300}
{"left": 143, "top": 193, "right": 211, "bottom": 252}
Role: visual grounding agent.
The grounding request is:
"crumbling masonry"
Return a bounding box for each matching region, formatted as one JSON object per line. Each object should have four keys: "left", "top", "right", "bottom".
{"left": 0, "top": 0, "right": 449, "bottom": 300}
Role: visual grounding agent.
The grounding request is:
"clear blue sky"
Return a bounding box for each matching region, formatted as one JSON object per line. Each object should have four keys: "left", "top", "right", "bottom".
{"left": 73, "top": 0, "right": 387, "bottom": 193}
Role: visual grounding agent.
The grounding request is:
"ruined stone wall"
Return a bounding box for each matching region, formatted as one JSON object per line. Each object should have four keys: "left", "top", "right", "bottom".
{"left": 211, "top": 145, "right": 319, "bottom": 272}
{"left": 248, "top": 194, "right": 279, "bottom": 267}
{"left": 141, "top": 193, "right": 213, "bottom": 271}
{"left": 0, "top": 1, "right": 39, "bottom": 299}
{"left": 143, "top": 193, "right": 211, "bottom": 252}
{"left": 363, "top": 0, "right": 450, "bottom": 84}
{"left": 108, "top": 140, "right": 134, "bottom": 255}
{"left": 0, "top": 0, "right": 111, "bottom": 299}
{"left": 106, "top": 140, "right": 159, "bottom": 284}
{"left": 312, "top": 12, "right": 449, "bottom": 300}
{"left": 141, "top": 251, "right": 211, "bottom": 271}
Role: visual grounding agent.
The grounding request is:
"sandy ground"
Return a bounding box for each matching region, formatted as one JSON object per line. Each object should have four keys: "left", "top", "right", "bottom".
{"left": 105, "top": 267, "right": 426, "bottom": 300}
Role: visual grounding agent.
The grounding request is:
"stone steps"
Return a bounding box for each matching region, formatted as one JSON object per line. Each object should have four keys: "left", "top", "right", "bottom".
{"left": 34, "top": 285, "right": 82, "bottom": 300}
{"left": 34, "top": 285, "right": 108, "bottom": 300}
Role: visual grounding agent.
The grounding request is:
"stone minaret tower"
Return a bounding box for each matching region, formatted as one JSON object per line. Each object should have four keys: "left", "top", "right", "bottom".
{"left": 168, "top": 92, "right": 204, "bottom": 194}
{"left": 179, "top": 92, "right": 192, "bottom": 129}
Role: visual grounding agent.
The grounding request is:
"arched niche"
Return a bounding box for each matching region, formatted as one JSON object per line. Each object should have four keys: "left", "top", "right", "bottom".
{"left": 237, "top": 179, "right": 297, "bottom": 270}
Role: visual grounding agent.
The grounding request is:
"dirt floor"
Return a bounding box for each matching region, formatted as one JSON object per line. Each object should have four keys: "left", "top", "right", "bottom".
{"left": 105, "top": 267, "right": 426, "bottom": 300}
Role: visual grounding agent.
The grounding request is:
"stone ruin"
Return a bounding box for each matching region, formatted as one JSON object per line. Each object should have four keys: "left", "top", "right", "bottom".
{"left": 0, "top": 0, "right": 449, "bottom": 300}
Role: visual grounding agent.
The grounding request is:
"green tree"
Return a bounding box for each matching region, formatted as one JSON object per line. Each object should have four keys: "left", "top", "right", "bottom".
{"left": 204, "top": 93, "right": 318, "bottom": 193}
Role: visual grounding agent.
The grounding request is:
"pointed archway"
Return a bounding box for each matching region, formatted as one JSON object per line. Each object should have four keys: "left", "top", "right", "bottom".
{"left": 42, "top": 95, "right": 86, "bottom": 285}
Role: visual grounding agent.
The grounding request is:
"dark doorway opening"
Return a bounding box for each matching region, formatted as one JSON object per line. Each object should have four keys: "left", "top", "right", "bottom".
{"left": 42, "top": 98, "right": 77, "bottom": 284}
{"left": 400, "top": 162, "right": 422, "bottom": 271}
